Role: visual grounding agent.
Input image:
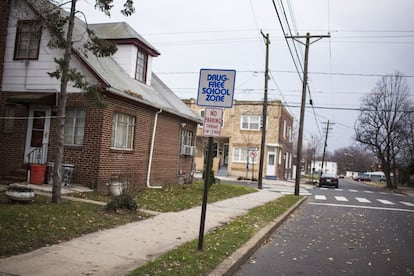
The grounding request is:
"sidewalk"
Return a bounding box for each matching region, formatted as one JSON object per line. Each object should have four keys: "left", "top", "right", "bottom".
{"left": 0, "top": 189, "right": 290, "bottom": 276}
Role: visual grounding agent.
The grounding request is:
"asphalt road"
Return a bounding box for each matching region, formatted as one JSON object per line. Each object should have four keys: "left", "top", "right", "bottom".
{"left": 235, "top": 179, "right": 414, "bottom": 275}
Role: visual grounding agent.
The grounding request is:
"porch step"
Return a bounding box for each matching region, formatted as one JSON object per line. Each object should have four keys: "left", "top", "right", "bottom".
{"left": 216, "top": 166, "right": 228, "bottom": 177}
{"left": 1, "top": 169, "right": 28, "bottom": 183}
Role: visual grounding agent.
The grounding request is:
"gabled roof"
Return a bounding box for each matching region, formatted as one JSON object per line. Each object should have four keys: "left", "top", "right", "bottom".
{"left": 25, "top": 0, "right": 201, "bottom": 123}
{"left": 88, "top": 22, "right": 160, "bottom": 57}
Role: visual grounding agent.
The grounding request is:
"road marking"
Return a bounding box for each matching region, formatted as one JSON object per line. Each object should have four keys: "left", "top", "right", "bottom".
{"left": 315, "top": 195, "right": 327, "bottom": 200}
{"left": 309, "top": 202, "right": 414, "bottom": 213}
{"left": 335, "top": 196, "right": 348, "bottom": 202}
{"left": 363, "top": 190, "right": 374, "bottom": 194}
{"left": 336, "top": 189, "right": 343, "bottom": 191}
{"left": 349, "top": 189, "right": 358, "bottom": 192}
{"left": 377, "top": 199, "right": 394, "bottom": 205}
{"left": 400, "top": 201, "right": 414, "bottom": 207}
{"left": 355, "top": 197, "right": 371, "bottom": 203}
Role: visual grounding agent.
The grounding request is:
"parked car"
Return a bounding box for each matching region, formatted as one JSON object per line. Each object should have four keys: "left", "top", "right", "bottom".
{"left": 319, "top": 173, "right": 339, "bottom": 188}
{"left": 354, "top": 173, "right": 371, "bottom": 182}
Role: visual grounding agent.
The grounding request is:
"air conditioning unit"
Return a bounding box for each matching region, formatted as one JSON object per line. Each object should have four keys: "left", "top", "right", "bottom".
{"left": 182, "top": 145, "right": 195, "bottom": 156}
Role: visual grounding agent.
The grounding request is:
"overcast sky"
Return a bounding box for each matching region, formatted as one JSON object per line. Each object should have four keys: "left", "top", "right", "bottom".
{"left": 75, "top": 0, "right": 414, "bottom": 152}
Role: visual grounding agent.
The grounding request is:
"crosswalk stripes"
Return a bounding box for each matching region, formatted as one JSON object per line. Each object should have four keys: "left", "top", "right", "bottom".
{"left": 313, "top": 195, "right": 414, "bottom": 208}
{"left": 355, "top": 197, "right": 371, "bottom": 203}
{"left": 401, "top": 201, "right": 414, "bottom": 207}
{"left": 335, "top": 196, "right": 348, "bottom": 202}
{"left": 377, "top": 199, "right": 394, "bottom": 205}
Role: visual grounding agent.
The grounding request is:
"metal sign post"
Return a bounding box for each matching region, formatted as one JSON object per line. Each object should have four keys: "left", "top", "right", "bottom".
{"left": 197, "top": 68, "right": 235, "bottom": 251}
{"left": 250, "top": 151, "right": 257, "bottom": 180}
{"left": 197, "top": 136, "right": 213, "bottom": 251}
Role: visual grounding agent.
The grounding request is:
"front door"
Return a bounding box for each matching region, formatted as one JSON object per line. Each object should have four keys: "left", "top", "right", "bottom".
{"left": 24, "top": 106, "right": 51, "bottom": 164}
{"left": 266, "top": 146, "right": 276, "bottom": 177}
{"left": 223, "top": 144, "right": 229, "bottom": 165}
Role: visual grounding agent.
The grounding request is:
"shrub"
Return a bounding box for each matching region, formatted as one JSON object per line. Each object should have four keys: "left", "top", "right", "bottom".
{"left": 105, "top": 193, "right": 138, "bottom": 212}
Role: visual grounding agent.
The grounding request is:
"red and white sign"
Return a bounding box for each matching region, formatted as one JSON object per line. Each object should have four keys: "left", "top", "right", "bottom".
{"left": 203, "top": 108, "right": 223, "bottom": 137}
{"left": 250, "top": 151, "right": 257, "bottom": 159}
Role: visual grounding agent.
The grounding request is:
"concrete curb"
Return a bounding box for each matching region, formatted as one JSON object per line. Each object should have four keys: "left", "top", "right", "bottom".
{"left": 208, "top": 196, "right": 307, "bottom": 276}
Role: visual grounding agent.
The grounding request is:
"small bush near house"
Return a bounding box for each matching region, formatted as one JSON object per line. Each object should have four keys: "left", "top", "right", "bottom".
{"left": 105, "top": 193, "right": 138, "bottom": 212}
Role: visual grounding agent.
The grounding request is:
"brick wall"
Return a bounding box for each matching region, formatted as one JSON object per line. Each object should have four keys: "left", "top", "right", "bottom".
{"left": 0, "top": 93, "right": 29, "bottom": 174}
{"left": 0, "top": 91, "right": 197, "bottom": 191}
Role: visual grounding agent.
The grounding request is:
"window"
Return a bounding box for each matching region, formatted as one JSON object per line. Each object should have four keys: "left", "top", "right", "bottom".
{"left": 240, "top": 115, "right": 261, "bottom": 130}
{"left": 3, "top": 104, "right": 16, "bottom": 133}
{"left": 180, "top": 130, "right": 193, "bottom": 154}
{"left": 64, "top": 108, "right": 85, "bottom": 145}
{"left": 112, "top": 112, "right": 135, "bottom": 149}
{"left": 135, "top": 49, "right": 148, "bottom": 83}
{"left": 283, "top": 120, "right": 287, "bottom": 139}
{"left": 14, "top": 20, "right": 42, "bottom": 60}
{"left": 233, "top": 147, "right": 258, "bottom": 163}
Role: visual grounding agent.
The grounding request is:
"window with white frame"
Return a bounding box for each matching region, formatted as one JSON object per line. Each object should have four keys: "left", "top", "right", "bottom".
{"left": 111, "top": 112, "right": 135, "bottom": 149}
{"left": 240, "top": 115, "right": 261, "bottom": 130}
{"left": 283, "top": 120, "right": 287, "bottom": 139}
{"left": 14, "top": 20, "right": 42, "bottom": 60}
{"left": 233, "top": 147, "right": 258, "bottom": 163}
{"left": 180, "top": 130, "right": 193, "bottom": 154}
{"left": 64, "top": 108, "right": 85, "bottom": 145}
{"left": 135, "top": 49, "right": 148, "bottom": 83}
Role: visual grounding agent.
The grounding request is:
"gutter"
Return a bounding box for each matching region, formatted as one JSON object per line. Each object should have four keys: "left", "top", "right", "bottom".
{"left": 146, "top": 109, "right": 163, "bottom": 188}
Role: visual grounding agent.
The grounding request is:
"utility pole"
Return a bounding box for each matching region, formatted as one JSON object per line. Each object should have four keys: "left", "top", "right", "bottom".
{"left": 258, "top": 31, "right": 270, "bottom": 190}
{"left": 321, "top": 120, "right": 334, "bottom": 175}
{"left": 286, "top": 33, "right": 330, "bottom": 196}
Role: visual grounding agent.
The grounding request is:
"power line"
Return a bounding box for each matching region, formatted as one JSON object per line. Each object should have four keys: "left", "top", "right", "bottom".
{"left": 271, "top": 0, "right": 303, "bottom": 83}
{"left": 155, "top": 70, "right": 414, "bottom": 78}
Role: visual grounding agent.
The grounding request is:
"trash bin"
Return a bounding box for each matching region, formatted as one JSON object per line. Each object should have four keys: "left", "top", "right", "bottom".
{"left": 30, "top": 164, "right": 47, "bottom": 185}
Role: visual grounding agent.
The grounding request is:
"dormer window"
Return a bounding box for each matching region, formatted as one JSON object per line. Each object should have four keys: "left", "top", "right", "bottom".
{"left": 14, "top": 20, "right": 42, "bottom": 60}
{"left": 135, "top": 49, "right": 148, "bottom": 83}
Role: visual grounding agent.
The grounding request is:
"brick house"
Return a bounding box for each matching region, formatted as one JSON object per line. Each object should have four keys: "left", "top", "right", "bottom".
{"left": 0, "top": 0, "right": 201, "bottom": 191}
{"left": 184, "top": 99, "right": 294, "bottom": 180}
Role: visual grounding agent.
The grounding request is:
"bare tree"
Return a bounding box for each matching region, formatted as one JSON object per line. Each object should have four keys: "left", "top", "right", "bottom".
{"left": 355, "top": 72, "right": 412, "bottom": 189}
{"left": 304, "top": 135, "right": 322, "bottom": 174}
{"left": 331, "top": 145, "right": 374, "bottom": 175}
{"left": 32, "top": 0, "right": 135, "bottom": 203}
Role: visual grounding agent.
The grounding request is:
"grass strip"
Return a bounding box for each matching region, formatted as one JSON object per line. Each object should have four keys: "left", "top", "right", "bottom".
{"left": 137, "top": 182, "right": 256, "bottom": 212}
{"left": 70, "top": 182, "right": 256, "bottom": 213}
{"left": 0, "top": 194, "right": 148, "bottom": 257}
{"left": 130, "top": 194, "right": 302, "bottom": 276}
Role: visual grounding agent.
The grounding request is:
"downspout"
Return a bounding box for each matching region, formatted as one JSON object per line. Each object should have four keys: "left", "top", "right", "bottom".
{"left": 147, "top": 109, "right": 163, "bottom": 188}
